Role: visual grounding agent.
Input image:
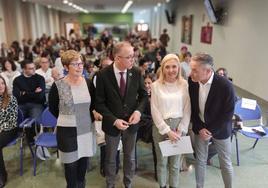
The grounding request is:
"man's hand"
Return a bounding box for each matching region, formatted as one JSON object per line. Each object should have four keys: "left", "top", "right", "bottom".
{"left": 199, "top": 128, "right": 212, "bottom": 141}
{"left": 35, "top": 87, "right": 42, "bottom": 93}
{"left": 114, "top": 119, "right": 129, "bottom": 130}
{"left": 93, "top": 110, "right": 103, "bottom": 121}
{"left": 128, "top": 111, "right": 141, "bottom": 125}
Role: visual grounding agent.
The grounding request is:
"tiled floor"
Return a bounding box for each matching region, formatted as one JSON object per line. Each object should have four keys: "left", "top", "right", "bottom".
{"left": 3, "top": 87, "right": 268, "bottom": 188}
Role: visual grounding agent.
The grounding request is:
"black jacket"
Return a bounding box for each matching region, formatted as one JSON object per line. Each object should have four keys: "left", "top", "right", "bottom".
{"left": 188, "top": 74, "right": 235, "bottom": 139}
{"left": 95, "top": 64, "right": 148, "bottom": 136}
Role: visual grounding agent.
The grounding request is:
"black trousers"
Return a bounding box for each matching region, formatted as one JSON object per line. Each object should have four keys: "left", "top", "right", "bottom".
{"left": 64, "top": 157, "right": 88, "bottom": 188}
{"left": 0, "top": 129, "right": 17, "bottom": 175}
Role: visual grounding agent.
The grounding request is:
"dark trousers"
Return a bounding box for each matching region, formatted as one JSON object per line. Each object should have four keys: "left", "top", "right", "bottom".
{"left": 0, "top": 129, "right": 17, "bottom": 175}
{"left": 100, "top": 145, "right": 120, "bottom": 176}
{"left": 64, "top": 157, "right": 88, "bottom": 188}
{"left": 19, "top": 103, "right": 44, "bottom": 143}
{"left": 105, "top": 130, "right": 137, "bottom": 188}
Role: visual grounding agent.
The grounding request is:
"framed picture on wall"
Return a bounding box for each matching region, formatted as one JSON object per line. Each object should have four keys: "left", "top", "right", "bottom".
{"left": 181, "top": 15, "right": 193, "bottom": 45}
{"left": 201, "top": 23, "right": 213, "bottom": 44}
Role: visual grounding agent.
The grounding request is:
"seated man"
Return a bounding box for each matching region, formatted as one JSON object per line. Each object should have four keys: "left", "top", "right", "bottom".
{"left": 36, "top": 57, "right": 54, "bottom": 101}
{"left": 13, "top": 59, "right": 46, "bottom": 143}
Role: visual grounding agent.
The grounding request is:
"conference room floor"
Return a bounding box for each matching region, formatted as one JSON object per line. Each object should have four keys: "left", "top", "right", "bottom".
{"left": 3, "top": 86, "right": 268, "bottom": 188}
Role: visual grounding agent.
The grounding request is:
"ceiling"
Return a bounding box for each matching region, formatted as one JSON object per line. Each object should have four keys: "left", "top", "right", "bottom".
{"left": 25, "top": 0, "right": 168, "bottom": 13}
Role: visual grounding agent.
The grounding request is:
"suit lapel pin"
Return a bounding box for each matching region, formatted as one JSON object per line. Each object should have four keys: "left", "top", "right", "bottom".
{"left": 129, "top": 72, "right": 132, "bottom": 77}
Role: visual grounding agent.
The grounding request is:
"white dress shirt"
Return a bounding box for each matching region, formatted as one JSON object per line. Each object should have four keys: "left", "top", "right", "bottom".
{"left": 198, "top": 72, "right": 214, "bottom": 122}
{"left": 113, "top": 63, "right": 127, "bottom": 87}
{"left": 36, "top": 68, "right": 54, "bottom": 88}
{"left": 112, "top": 63, "right": 140, "bottom": 125}
{"left": 151, "top": 79, "right": 191, "bottom": 135}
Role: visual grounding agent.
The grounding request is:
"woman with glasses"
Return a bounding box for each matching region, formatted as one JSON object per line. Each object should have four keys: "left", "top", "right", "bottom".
{"left": 48, "top": 50, "right": 96, "bottom": 188}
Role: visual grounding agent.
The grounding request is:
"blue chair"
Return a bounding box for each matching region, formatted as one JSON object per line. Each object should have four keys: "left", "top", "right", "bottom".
{"left": 33, "top": 107, "right": 57, "bottom": 176}
{"left": 5, "top": 108, "right": 35, "bottom": 175}
{"left": 232, "top": 99, "right": 268, "bottom": 166}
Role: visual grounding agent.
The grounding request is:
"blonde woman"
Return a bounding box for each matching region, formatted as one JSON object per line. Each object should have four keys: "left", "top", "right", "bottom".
{"left": 151, "top": 54, "right": 191, "bottom": 188}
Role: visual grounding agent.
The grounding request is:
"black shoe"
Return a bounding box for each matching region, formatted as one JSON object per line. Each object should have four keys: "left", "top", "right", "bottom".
{"left": 100, "top": 168, "right": 105, "bottom": 177}
{"left": 3, "top": 171, "right": 7, "bottom": 183}
{"left": 0, "top": 176, "right": 5, "bottom": 188}
{"left": 77, "top": 180, "right": 85, "bottom": 188}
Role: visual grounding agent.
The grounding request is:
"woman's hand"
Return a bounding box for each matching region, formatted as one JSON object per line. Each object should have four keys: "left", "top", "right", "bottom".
{"left": 167, "top": 129, "right": 182, "bottom": 142}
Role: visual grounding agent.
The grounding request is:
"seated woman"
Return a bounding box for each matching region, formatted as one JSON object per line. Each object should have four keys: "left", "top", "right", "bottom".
{"left": 0, "top": 58, "right": 21, "bottom": 94}
{"left": 0, "top": 75, "right": 18, "bottom": 187}
{"left": 49, "top": 50, "right": 96, "bottom": 188}
{"left": 151, "top": 54, "right": 191, "bottom": 188}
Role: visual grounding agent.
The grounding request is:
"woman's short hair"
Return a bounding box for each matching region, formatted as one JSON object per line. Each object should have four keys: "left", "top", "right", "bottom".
{"left": 144, "top": 73, "right": 157, "bottom": 82}
{"left": 158, "top": 53, "right": 182, "bottom": 84}
{"left": 1, "top": 58, "right": 17, "bottom": 71}
{"left": 216, "top": 67, "right": 228, "bottom": 77}
{"left": 61, "top": 50, "right": 81, "bottom": 67}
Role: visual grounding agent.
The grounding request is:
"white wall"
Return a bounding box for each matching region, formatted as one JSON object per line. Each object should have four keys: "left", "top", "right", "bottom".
{"left": 0, "top": 0, "right": 60, "bottom": 44}
{"left": 133, "top": 9, "right": 150, "bottom": 24}
{"left": 0, "top": 0, "right": 7, "bottom": 44}
{"left": 151, "top": 0, "right": 268, "bottom": 101}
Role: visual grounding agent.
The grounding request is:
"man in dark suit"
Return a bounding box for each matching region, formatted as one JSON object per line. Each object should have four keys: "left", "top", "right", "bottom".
{"left": 188, "top": 53, "right": 235, "bottom": 188}
{"left": 95, "top": 41, "right": 147, "bottom": 188}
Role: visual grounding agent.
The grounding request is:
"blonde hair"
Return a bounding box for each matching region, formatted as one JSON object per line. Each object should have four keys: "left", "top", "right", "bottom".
{"left": 61, "top": 50, "right": 81, "bottom": 67}
{"left": 158, "top": 53, "right": 182, "bottom": 84}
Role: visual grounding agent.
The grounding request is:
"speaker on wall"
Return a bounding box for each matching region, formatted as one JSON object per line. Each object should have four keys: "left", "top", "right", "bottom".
{"left": 165, "top": 9, "right": 176, "bottom": 25}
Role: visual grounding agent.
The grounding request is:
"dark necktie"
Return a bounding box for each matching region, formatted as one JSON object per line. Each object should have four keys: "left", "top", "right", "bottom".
{"left": 119, "top": 72, "right": 126, "bottom": 97}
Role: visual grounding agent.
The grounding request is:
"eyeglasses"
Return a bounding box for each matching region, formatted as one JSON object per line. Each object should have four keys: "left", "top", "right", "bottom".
{"left": 118, "top": 55, "right": 135, "bottom": 60}
{"left": 70, "top": 62, "right": 84, "bottom": 67}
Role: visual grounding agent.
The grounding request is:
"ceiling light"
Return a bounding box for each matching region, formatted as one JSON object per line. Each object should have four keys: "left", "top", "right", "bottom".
{"left": 121, "top": 0, "right": 133, "bottom": 14}
{"left": 68, "top": 2, "right": 73, "bottom": 6}
{"left": 166, "top": 0, "right": 170, "bottom": 3}
{"left": 63, "top": 0, "right": 68, "bottom": 4}
{"left": 157, "top": 3, "right": 161, "bottom": 7}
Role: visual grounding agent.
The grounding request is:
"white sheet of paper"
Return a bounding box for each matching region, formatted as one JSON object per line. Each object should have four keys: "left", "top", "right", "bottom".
{"left": 241, "top": 125, "right": 265, "bottom": 133}
{"left": 159, "top": 136, "right": 193, "bottom": 157}
{"left": 241, "top": 98, "right": 257, "bottom": 110}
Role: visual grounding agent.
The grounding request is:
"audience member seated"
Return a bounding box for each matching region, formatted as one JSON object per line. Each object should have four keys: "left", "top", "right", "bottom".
{"left": 0, "top": 75, "right": 18, "bottom": 188}
{"left": 178, "top": 46, "right": 188, "bottom": 62}
{"left": 13, "top": 60, "right": 46, "bottom": 143}
{"left": 0, "top": 58, "right": 21, "bottom": 94}
{"left": 138, "top": 58, "right": 149, "bottom": 77}
{"left": 180, "top": 51, "right": 192, "bottom": 80}
{"left": 36, "top": 57, "right": 54, "bottom": 100}
{"left": 216, "top": 67, "right": 233, "bottom": 81}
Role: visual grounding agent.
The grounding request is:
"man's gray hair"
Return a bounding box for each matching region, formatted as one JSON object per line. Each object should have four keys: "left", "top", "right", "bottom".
{"left": 192, "top": 53, "right": 214, "bottom": 68}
